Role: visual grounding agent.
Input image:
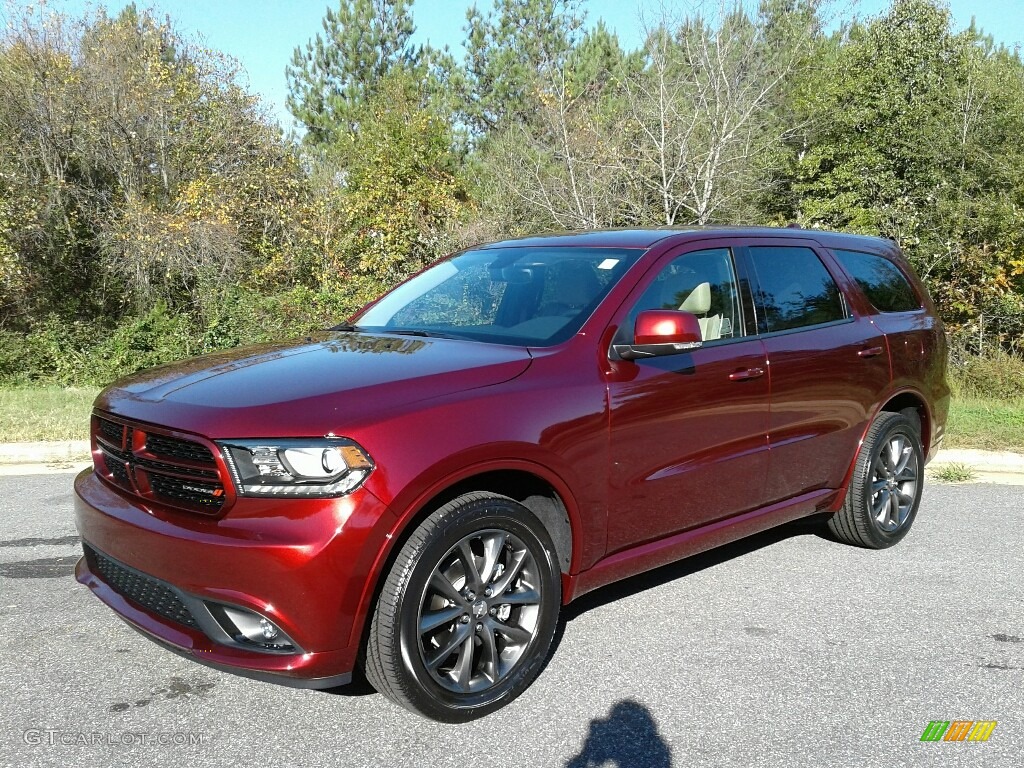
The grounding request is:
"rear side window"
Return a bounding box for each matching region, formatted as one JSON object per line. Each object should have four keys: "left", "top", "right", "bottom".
{"left": 832, "top": 249, "right": 921, "bottom": 313}
{"left": 748, "top": 246, "right": 847, "bottom": 333}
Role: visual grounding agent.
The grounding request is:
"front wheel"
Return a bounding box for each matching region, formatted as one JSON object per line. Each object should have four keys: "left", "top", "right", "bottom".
{"left": 829, "top": 411, "right": 924, "bottom": 549}
{"left": 364, "top": 492, "right": 561, "bottom": 722}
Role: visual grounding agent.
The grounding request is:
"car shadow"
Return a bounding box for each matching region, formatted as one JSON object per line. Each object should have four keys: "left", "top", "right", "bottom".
{"left": 548, "top": 515, "right": 831, "bottom": 657}
{"left": 322, "top": 515, "right": 832, "bottom": 701}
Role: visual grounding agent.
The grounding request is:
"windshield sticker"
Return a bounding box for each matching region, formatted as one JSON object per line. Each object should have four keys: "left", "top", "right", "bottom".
{"left": 597, "top": 259, "right": 620, "bottom": 270}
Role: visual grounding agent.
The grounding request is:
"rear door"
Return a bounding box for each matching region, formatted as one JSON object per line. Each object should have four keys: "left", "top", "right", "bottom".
{"left": 741, "top": 240, "right": 891, "bottom": 503}
{"left": 828, "top": 247, "right": 940, "bottom": 394}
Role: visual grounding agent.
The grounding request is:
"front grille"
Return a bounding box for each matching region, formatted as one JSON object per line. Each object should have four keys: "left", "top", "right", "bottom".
{"left": 145, "top": 434, "right": 215, "bottom": 465}
{"left": 84, "top": 543, "right": 197, "bottom": 628}
{"left": 135, "top": 456, "right": 219, "bottom": 480}
{"left": 98, "top": 418, "right": 124, "bottom": 446}
{"left": 93, "top": 414, "right": 229, "bottom": 515}
{"left": 149, "top": 474, "right": 225, "bottom": 509}
{"left": 107, "top": 455, "right": 132, "bottom": 489}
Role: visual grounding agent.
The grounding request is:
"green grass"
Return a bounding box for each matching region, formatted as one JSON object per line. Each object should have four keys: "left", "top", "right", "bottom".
{"left": 945, "top": 396, "right": 1024, "bottom": 452}
{"left": 931, "top": 461, "right": 977, "bottom": 483}
{"left": 0, "top": 386, "right": 100, "bottom": 443}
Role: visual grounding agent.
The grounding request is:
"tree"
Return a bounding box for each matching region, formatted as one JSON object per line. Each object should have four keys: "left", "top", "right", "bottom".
{"left": 786, "top": 0, "right": 1024, "bottom": 344}
{"left": 286, "top": 0, "right": 421, "bottom": 144}
{"left": 615, "top": 2, "right": 819, "bottom": 226}
{"left": 329, "top": 72, "right": 466, "bottom": 291}
{"left": 0, "top": 4, "right": 308, "bottom": 326}
{"left": 473, "top": 22, "right": 638, "bottom": 232}
{"left": 458, "top": 0, "right": 585, "bottom": 135}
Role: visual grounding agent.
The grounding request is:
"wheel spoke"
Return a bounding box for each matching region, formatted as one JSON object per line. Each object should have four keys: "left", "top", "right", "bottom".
{"left": 479, "top": 625, "right": 500, "bottom": 684}
{"left": 872, "top": 489, "right": 890, "bottom": 519}
{"left": 479, "top": 531, "right": 507, "bottom": 585}
{"left": 425, "top": 623, "right": 472, "bottom": 670}
{"left": 871, "top": 478, "right": 888, "bottom": 493}
{"left": 893, "top": 442, "right": 913, "bottom": 476}
{"left": 490, "top": 618, "right": 532, "bottom": 646}
{"left": 887, "top": 489, "right": 900, "bottom": 527}
{"left": 452, "top": 634, "right": 475, "bottom": 691}
{"left": 420, "top": 605, "right": 464, "bottom": 635}
{"left": 896, "top": 488, "right": 915, "bottom": 505}
{"left": 871, "top": 454, "right": 888, "bottom": 480}
{"left": 500, "top": 588, "right": 540, "bottom": 607}
{"left": 895, "top": 466, "right": 917, "bottom": 483}
{"left": 428, "top": 571, "right": 465, "bottom": 606}
{"left": 884, "top": 443, "right": 897, "bottom": 472}
{"left": 458, "top": 540, "right": 483, "bottom": 591}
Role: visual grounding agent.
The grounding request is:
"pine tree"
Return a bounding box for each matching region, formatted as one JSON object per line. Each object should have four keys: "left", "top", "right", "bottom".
{"left": 459, "top": 0, "right": 585, "bottom": 135}
{"left": 285, "top": 0, "right": 421, "bottom": 144}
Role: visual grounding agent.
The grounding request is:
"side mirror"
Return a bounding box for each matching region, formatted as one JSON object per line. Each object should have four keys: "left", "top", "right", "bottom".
{"left": 613, "top": 310, "right": 703, "bottom": 360}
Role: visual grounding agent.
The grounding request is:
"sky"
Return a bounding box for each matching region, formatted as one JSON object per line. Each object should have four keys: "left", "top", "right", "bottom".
{"left": 20, "top": 1, "right": 1024, "bottom": 129}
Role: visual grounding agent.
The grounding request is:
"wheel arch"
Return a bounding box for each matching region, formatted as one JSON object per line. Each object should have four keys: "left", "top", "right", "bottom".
{"left": 831, "top": 388, "right": 932, "bottom": 512}
{"left": 349, "top": 461, "right": 580, "bottom": 658}
{"left": 881, "top": 391, "right": 929, "bottom": 446}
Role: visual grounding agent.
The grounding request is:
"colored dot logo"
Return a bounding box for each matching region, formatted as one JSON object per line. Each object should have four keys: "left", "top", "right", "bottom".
{"left": 920, "top": 721, "right": 997, "bottom": 742}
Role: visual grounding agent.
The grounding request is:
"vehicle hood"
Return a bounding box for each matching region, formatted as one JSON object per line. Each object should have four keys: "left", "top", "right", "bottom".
{"left": 96, "top": 332, "right": 532, "bottom": 438}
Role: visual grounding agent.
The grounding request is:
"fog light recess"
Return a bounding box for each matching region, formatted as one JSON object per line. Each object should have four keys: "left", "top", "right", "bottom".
{"left": 208, "top": 603, "right": 299, "bottom": 653}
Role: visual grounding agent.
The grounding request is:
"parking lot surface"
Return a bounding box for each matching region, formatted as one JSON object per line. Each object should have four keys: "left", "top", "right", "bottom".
{"left": 1, "top": 472, "right": 1020, "bottom": 767}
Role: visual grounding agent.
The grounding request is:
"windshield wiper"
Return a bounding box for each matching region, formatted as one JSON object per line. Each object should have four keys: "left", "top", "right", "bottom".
{"left": 329, "top": 322, "right": 362, "bottom": 332}
{"left": 386, "top": 328, "right": 468, "bottom": 340}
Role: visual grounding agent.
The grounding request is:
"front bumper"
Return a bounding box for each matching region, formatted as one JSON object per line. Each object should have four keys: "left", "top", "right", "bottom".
{"left": 73, "top": 468, "right": 395, "bottom": 687}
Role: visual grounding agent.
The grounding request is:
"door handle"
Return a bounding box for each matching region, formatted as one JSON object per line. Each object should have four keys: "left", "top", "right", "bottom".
{"left": 858, "top": 346, "right": 884, "bottom": 358}
{"left": 728, "top": 367, "right": 765, "bottom": 381}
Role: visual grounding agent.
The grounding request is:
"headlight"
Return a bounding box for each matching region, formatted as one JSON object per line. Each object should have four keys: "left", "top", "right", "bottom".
{"left": 218, "top": 438, "right": 373, "bottom": 498}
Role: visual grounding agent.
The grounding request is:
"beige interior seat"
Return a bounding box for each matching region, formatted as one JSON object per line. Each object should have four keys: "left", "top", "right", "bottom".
{"left": 678, "top": 282, "right": 723, "bottom": 341}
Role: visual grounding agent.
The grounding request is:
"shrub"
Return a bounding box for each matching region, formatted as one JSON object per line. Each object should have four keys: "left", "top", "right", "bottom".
{"left": 948, "top": 346, "right": 1024, "bottom": 401}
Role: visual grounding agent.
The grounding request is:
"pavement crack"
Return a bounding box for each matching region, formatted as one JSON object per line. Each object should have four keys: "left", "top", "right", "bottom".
{"left": 0, "top": 535, "right": 81, "bottom": 548}
{"left": 0, "top": 556, "right": 78, "bottom": 578}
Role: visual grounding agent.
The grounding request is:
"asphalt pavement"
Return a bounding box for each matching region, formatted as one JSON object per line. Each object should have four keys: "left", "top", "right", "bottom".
{"left": 0, "top": 471, "right": 1021, "bottom": 768}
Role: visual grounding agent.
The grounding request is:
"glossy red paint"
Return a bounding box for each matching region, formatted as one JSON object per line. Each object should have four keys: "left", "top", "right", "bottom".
{"left": 632, "top": 309, "right": 703, "bottom": 346}
{"left": 73, "top": 226, "right": 949, "bottom": 690}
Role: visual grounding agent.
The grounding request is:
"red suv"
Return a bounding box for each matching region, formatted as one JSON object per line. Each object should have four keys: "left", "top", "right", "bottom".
{"left": 74, "top": 228, "right": 949, "bottom": 721}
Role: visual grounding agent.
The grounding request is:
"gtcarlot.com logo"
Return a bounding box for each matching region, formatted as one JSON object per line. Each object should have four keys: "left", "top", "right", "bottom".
{"left": 920, "top": 721, "right": 997, "bottom": 742}
{"left": 23, "top": 729, "right": 209, "bottom": 747}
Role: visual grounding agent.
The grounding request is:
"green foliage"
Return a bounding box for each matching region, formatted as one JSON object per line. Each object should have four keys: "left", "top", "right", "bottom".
{"left": 0, "top": 4, "right": 311, "bottom": 327}
{"left": 458, "top": 0, "right": 585, "bottom": 134}
{"left": 331, "top": 72, "right": 467, "bottom": 286}
{"left": 948, "top": 347, "right": 1024, "bottom": 401}
{"left": 2, "top": 0, "right": 1024, "bottom": 392}
{"left": 777, "top": 0, "right": 1024, "bottom": 340}
{"left": 931, "top": 462, "right": 976, "bottom": 483}
{"left": 286, "top": 0, "right": 421, "bottom": 144}
{"left": 0, "top": 285, "right": 372, "bottom": 388}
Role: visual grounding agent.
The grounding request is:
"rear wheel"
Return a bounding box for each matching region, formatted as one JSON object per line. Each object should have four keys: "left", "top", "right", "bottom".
{"left": 828, "top": 411, "right": 924, "bottom": 549}
{"left": 364, "top": 492, "right": 561, "bottom": 722}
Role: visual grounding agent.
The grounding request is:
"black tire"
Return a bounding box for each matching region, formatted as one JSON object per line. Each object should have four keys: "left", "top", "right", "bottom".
{"left": 829, "top": 411, "right": 924, "bottom": 549}
{"left": 364, "top": 492, "right": 561, "bottom": 722}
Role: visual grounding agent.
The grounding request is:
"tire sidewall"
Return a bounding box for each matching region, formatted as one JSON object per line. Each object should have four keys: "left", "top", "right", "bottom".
{"left": 858, "top": 415, "right": 925, "bottom": 548}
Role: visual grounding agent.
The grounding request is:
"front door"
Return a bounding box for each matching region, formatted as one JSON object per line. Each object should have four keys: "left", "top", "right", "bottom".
{"left": 605, "top": 245, "right": 770, "bottom": 554}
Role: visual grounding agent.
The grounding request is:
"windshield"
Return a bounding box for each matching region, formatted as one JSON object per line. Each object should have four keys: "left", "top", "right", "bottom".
{"left": 352, "top": 247, "right": 644, "bottom": 346}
